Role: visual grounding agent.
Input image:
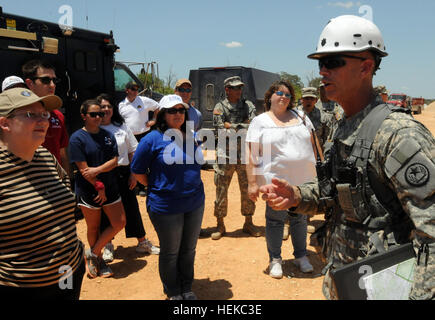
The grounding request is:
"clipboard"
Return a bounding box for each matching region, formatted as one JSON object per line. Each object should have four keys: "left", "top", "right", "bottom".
{"left": 329, "top": 243, "right": 416, "bottom": 300}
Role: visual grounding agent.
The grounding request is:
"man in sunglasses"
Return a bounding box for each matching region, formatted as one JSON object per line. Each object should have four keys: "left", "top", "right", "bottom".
{"left": 174, "top": 78, "right": 203, "bottom": 132}
{"left": 260, "top": 15, "right": 434, "bottom": 300}
{"left": 22, "top": 59, "right": 71, "bottom": 177}
{"left": 211, "top": 76, "right": 260, "bottom": 240}
{"left": 118, "top": 81, "right": 160, "bottom": 196}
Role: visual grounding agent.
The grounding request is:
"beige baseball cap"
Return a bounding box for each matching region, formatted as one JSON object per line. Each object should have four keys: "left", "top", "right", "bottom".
{"left": 175, "top": 78, "right": 192, "bottom": 88}
{"left": 0, "top": 88, "right": 62, "bottom": 116}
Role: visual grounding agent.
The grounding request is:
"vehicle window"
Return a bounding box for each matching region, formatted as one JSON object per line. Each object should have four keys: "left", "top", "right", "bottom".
{"left": 114, "top": 66, "right": 136, "bottom": 91}
{"left": 206, "top": 84, "right": 214, "bottom": 111}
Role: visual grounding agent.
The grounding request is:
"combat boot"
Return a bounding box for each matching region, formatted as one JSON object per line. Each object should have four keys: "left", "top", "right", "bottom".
{"left": 242, "top": 216, "right": 261, "bottom": 237}
{"left": 211, "top": 218, "right": 226, "bottom": 240}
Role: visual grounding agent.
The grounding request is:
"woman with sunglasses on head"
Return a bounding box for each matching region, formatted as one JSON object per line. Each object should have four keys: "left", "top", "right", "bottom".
{"left": 131, "top": 94, "right": 205, "bottom": 300}
{"left": 97, "top": 93, "right": 160, "bottom": 262}
{"left": 69, "top": 99, "right": 126, "bottom": 279}
{"left": 246, "top": 80, "right": 320, "bottom": 279}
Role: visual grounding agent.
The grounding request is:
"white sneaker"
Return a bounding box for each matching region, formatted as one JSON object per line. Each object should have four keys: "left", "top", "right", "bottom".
{"left": 102, "top": 243, "right": 114, "bottom": 263}
{"left": 294, "top": 256, "right": 314, "bottom": 273}
{"left": 136, "top": 239, "right": 160, "bottom": 255}
{"left": 269, "top": 258, "right": 283, "bottom": 279}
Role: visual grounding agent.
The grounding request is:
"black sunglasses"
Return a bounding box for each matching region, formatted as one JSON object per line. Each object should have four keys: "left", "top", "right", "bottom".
{"left": 318, "top": 54, "right": 367, "bottom": 70}
{"left": 87, "top": 112, "right": 105, "bottom": 118}
{"left": 32, "top": 76, "right": 61, "bottom": 85}
{"left": 129, "top": 87, "right": 139, "bottom": 91}
{"left": 166, "top": 108, "right": 186, "bottom": 114}
{"left": 177, "top": 88, "right": 192, "bottom": 93}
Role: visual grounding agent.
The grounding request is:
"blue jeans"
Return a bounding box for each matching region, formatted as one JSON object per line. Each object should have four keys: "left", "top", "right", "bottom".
{"left": 265, "top": 204, "right": 307, "bottom": 260}
{"left": 148, "top": 203, "right": 204, "bottom": 297}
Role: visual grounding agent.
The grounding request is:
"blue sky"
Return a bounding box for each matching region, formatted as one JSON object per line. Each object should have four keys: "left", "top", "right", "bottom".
{"left": 2, "top": 0, "right": 435, "bottom": 98}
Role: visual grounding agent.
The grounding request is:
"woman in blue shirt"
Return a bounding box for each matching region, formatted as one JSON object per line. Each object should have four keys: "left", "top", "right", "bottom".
{"left": 131, "top": 94, "right": 205, "bottom": 300}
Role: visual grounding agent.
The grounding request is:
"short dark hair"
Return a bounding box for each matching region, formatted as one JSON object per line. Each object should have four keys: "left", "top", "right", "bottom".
{"left": 80, "top": 99, "right": 100, "bottom": 115}
{"left": 263, "top": 80, "right": 295, "bottom": 111}
{"left": 22, "top": 60, "right": 56, "bottom": 80}
{"left": 96, "top": 93, "right": 125, "bottom": 126}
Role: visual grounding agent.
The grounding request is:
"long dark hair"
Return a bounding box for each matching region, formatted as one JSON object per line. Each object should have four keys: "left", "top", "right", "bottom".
{"left": 96, "top": 93, "right": 124, "bottom": 126}
{"left": 154, "top": 107, "right": 189, "bottom": 133}
{"left": 263, "top": 80, "right": 295, "bottom": 111}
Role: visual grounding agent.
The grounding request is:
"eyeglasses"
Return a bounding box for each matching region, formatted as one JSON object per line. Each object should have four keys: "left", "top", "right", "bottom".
{"left": 318, "top": 54, "right": 367, "bottom": 70}
{"left": 86, "top": 112, "right": 105, "bottom": 118}
{"left": 166, "top": 108, "right": 186, "bottom": 114}
{"left": 100, "top": 104, "right": 113, "bottom": 109}
{"left": 129, "top": 87, "right": 139, "bottom": 91}
{"left": 229, "top": 86, "right": 242, "bottom": 91}
{"left": 177, "top": 88, "right": 192, "bottom": 93}
{"left": 32, "top": 76, "right": 61, "bottom": 85}
{"left": 275, "top": 91, "right": 292, "bottom": 98}
{"left": 8, "top": 111, "right": 51, "bottom": 120}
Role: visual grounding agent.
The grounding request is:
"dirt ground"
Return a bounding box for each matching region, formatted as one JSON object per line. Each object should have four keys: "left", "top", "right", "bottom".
{"left": 76, "top": 102, "right": 435, "bottom": 300}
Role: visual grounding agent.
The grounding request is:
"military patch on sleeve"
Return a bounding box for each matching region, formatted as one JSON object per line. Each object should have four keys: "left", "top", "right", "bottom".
{"left": 405, "top": 163, "right": 430, "bottom": 186}
{"left": 213, "top": 109, "right": 222, "bottom": 115}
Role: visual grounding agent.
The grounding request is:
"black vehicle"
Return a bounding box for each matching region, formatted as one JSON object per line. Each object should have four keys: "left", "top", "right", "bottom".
{"left": 188, "top": 66, "right": 280, "bottom": 129}
{"left": 0, "top": 7, "right": 157, "bottom": 135}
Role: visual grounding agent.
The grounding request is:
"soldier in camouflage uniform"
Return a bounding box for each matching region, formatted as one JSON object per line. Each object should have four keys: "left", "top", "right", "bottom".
{"left": 260, "top": 15, "right": 434, "bottom": 300}
{"left": 374, "top": 85, "right": 388, "bottom": 103}
{"left": 211, "top": 76, "right": 260, "bottom": 240}
{"left": 299, "top": 87, "right": 332, "bottom": 153}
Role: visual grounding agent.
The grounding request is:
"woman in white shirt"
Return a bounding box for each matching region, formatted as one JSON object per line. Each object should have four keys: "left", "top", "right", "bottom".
{"left": 246, "top": 81, "right": 320, "bottom": 279}
{"left": 98, "top": 94, "right": 160, "bottom": 263}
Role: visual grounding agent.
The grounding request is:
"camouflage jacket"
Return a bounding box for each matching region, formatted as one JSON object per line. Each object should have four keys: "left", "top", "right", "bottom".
{"left": 296, "top": 96, "right": 435, "bottom": 300}
{"left": 213, "top": 98, "right": 256, "bottom": 161}
{"left": 298, "top": 105, "right": 333, "bottom": 151}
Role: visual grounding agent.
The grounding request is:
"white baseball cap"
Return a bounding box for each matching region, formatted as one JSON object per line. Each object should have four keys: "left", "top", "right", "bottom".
{"left": 2, "top": 76, "right": 25, "bottom": 92}
{"left": 159, "top": 94, "right": 189, "bottom": 110}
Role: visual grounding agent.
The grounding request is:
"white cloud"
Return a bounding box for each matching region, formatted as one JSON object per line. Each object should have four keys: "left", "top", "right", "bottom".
{"left": 221, "top": 41, "right": 243, "bottom": 48}
{"left": 328, "top": 1, "right": 361, "bottom": 9}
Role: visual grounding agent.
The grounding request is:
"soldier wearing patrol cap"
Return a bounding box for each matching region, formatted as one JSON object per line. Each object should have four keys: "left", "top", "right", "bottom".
{"left": 299, "top": 87, "right": 332, "bottom": 153}
{"left": 260, "top": 15, "right": 435, "bottom": 300}
{"left": 211, "top": 76, "right": 260, "bottom": 240}
{"left": 374, "top": 85, "right": 388, "bottom": 102}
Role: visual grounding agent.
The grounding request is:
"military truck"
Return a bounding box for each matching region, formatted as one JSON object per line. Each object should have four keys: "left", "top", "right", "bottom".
{"left": 0, "top": 7, "right": 158, "bottom": 135}
{"left": 387, "top": 93, "right": 411, "bottom": 110}
{"left": 188, "top": 66, "right": 280, "bottom": 129}
{"left": 410, "top": 97, "right": 424, "bottom": 115}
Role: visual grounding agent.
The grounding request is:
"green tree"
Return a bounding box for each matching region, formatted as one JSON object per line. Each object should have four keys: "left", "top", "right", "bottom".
{"left": 137, "top": 73, "right": 174, "bottom": 95}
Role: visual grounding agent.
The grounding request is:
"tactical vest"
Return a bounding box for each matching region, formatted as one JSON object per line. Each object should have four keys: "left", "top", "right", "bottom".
{"left": 318, "top": 104, "right": 414, "bottom": 256}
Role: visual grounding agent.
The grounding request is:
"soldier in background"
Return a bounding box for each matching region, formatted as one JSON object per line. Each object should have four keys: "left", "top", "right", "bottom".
{"left": 260, "top": 15, "right": 434, "bottom": 300}
{"left": 211, "top": 76, "right": 260, "bottom": 240}
{"left": 374, "top": 85, "right": 388, "bottom": 103}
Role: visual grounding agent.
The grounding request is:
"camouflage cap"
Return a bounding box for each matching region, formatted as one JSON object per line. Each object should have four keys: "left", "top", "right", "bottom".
{"left": 301, "top": 87, "right": 318, "bottom": 98}
{"left": 374, "top": 85, "right": 387, "bottom": 94}
{"left": 224, "top": 76, "right": 244, "bottom": 88}
{"left": 0, "top": 87, "right": 62, "bottom": 116}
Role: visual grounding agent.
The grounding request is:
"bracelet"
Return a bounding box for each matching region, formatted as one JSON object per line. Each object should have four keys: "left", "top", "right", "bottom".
{"left": 94, "top": 181, "right": 105, "bottom": 191}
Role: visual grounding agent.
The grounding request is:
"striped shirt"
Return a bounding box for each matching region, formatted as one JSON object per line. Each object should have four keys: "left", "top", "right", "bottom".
{"left": 0, "top": 146, "right": 84, "bottom": 287}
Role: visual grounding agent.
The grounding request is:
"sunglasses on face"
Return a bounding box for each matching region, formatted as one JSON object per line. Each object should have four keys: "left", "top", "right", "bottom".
{"left": 229, "top": 86, "right": 242, "bottom": 91}
{"left": 318, "top": 54, "right": 367, "bottom": 70}
{"left": 129, "top": 87, "right": 139, "bottom": 91}
{"left": 166, "top": 108, "right": 186, "bottom": 114}
{"left": 275, "top": 91, "right": 292, "bottom": 98}
{"left": 8, "top": 111, "right": 51, "bottom": 120}
{"left": 100, "top": 104, "right": 113, "bottom": 109}
{"left": 86, "top": 112, "right": 105, "bottom": 118}
{"left": 32, "top": 76, "right": 61, "bottom": 85}
{"left": 177, "top": 88, "right": 192, "bottom": 93}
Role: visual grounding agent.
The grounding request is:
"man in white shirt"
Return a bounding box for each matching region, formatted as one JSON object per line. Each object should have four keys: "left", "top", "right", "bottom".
{"left": 118, "top": 81, "right": 160, "bottom": 142}
{"left": 118, "top": 81, "right": 159, "bottom": 196}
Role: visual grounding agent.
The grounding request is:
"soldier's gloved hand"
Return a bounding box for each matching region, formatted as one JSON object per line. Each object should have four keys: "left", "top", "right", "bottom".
{"left": 259, "top": 178, "right": 301, "bottom": 210}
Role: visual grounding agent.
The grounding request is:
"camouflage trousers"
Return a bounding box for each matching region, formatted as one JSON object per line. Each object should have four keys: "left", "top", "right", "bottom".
{"left": 213, "top": 163, "right": 255, "bottom": 218}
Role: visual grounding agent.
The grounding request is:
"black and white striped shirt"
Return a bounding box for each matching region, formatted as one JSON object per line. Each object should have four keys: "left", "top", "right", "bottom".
{"left": 0, "top": 146, "right": 84, "bottom": 287}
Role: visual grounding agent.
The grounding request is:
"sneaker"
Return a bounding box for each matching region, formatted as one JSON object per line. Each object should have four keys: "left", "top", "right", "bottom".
{"left": 182, "top": 291, "right": 198, "bottom": 300}
{"left": 99, "top": 258, "right": 114, "bottom": 278}
{"left": 269, "top": 258, "right": 283, "bottom": 279}
{"left": 102, "top": 243, "right": 114, "bottom": 263}
{"left": 242, "top": 222, "right": 261, "bottom": 237}
{"left": 84, "top": 249, "right": 99, "bottom": 279}
{"left": 169, "top": 294, "right": 183, "bottom": 300}
{"left": 136, "top": 239, "right": 160, "bottom": 255}
{"left": 294, "top": 256, "right": 314, "bottom": 273}
{"left": 211, "top": 224, "right": 226, "bottom": 240}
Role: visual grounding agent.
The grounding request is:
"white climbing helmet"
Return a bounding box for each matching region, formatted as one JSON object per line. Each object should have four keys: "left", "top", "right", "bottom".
{"left": 307, "top": 15, "right": 388, "bottom": 59}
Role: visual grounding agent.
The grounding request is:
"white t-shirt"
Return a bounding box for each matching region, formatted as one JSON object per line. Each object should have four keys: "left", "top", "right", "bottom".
{"left": 118, "top": 96, "right": 159, "bottom": 135}
{"left": 246, "top": 110, "right": 317, "bottom": 186}
{"left": 100, "top": 123, "right": 138, "bottom": 166}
